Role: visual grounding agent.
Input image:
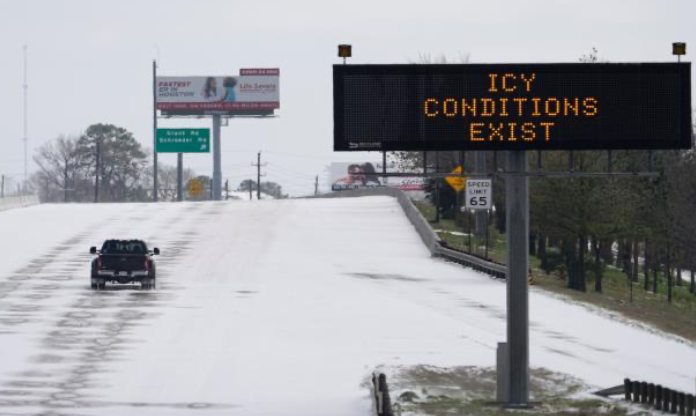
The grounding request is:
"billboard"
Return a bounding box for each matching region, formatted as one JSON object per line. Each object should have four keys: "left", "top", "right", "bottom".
{"left": 157, "top": 68, "right": 280, "bottom": 115}
{"left": 329, "top": 162, "right": 425, "bottom": 191}
{"left": 333, "top": 63, "right": 692, "bottom": 151}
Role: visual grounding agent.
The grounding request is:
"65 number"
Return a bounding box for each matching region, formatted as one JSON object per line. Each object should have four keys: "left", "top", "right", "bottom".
{"left": 469, "top": 196, "right": 488, "bottom": 207}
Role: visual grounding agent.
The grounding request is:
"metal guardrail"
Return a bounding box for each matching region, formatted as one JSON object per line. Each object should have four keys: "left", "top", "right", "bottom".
{"left": 315, "top": 189, "right": 508, "bottom": 279}
{"left": 622, "top": 378, "right": 695, "bottom": 415}
{"left": 436, "top": 245, "right": 507, "bottom": 279}
{"left": 595, "top": 379, "right": 695, "bottom": 415}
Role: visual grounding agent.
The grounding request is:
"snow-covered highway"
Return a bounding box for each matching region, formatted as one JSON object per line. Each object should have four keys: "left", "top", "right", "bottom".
{"left": 0, "top": 197, "right": 694, "bottom": 415}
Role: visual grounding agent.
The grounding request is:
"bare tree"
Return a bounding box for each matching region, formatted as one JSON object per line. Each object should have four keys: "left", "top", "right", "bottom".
{"left": 32, "top": 136, "right": 87, "bottom": 202}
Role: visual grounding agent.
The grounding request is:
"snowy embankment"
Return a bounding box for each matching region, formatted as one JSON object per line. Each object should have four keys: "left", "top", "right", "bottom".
{"left": 0, "top": 194, "right": 39, "bottom": 212}
{"left": 0, "top": 197, "right": 694, "bottom": 415}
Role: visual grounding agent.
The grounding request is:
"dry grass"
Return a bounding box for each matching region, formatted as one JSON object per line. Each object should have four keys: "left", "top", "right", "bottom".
{"left": 413, "top": 200, "right": 696, "bottom": 343}
{"left": 381, "top": 365, "right": 649, "bottom": 416}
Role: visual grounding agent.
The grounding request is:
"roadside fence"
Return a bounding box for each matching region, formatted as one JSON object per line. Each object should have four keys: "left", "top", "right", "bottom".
{"left": 0, "top": 194, "right": 40, "bottom": 213}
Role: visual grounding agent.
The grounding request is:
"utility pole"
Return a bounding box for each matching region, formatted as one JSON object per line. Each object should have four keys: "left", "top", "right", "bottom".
{"left": 22, "top": 45, "right": 28, "bottom": 191}
{"left": 314, "top": 175, "right": 319, "bottom": 196}
{"left": 153, "top": 60, "right": 158, "bottom": 202}
{"left": 64, "top": 169, "right": 68, "bottom": 203}
{"left": 1, "top": 175, "right": 4, "bottom": 198}
{"left": 224, "top": 179, "right": 229, "bottom": 200}
{"left": 94, "top": 134, "right": 101, "bottom": 203}
{"left": 252, "top": 151, "right": 266, "bottom": 200}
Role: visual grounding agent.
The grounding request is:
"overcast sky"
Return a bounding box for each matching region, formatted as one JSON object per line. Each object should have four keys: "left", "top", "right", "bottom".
{"left": 0, "top": 0, "right": 693, "bottom": 196}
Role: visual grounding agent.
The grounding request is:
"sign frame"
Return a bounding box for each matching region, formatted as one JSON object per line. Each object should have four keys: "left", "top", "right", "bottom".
{"left": 333, "top": 63, "right": 692, "bottom": 152}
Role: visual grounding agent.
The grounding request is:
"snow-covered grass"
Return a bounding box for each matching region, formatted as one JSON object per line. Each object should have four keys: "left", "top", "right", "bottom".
{"left": 0, "top": 197, "right": 694, "bottom": 415}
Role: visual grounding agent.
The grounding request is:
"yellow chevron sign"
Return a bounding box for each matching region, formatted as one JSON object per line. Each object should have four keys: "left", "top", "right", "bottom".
{"left": 445, "top": 166, "right": 466, "bottom": 191}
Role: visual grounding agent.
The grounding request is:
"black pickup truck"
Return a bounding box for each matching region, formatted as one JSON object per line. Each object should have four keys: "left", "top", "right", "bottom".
{"left": 90, "top": 239, "right": 159, "bottom": 290}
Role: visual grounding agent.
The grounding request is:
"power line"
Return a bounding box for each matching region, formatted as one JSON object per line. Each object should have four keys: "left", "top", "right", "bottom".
{"left": 265, "top": 166, "right": 317, "bottom": 182}
{"left": 263, "top": 169, "right": 315, "bottom": 182}
{"left": 251, "top": 151, "right": 267, "bottom": 200}
{"left": 263, "top": 150, "right": 331, "bottom": 161}
{"left": 265, "top": 164, "right": 317, "bottom": 179}
{"left": 266, "top": 176, "right": 314, "bottom": 188}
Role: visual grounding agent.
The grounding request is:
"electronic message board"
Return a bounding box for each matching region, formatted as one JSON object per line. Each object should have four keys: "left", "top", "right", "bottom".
{"left": 333, "top": 63, "right": 692, "bottom": 151}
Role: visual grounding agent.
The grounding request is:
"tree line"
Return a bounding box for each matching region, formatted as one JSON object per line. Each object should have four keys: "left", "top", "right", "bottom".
{"left": 400, "top": 48, "right": 696, "bottom": 301}
{"left": 396, "top": 143, "right": 696, "bottom": 300}
{"left": 31, "top": 123, "right": 287, "bottom": 202}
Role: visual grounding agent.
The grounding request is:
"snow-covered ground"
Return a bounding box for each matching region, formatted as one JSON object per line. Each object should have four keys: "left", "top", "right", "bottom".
{"left": 0, "top": 197, "right": 694, "bottom": 415}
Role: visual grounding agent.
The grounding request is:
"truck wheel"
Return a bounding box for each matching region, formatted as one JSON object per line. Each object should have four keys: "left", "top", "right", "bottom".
{"left": 144, "top": 273, "right": 156, "bottom": 290}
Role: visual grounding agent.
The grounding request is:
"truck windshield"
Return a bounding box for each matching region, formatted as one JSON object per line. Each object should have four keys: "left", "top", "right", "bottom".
{"left": 101, "top": 241, "right": 147, "bottom": 254}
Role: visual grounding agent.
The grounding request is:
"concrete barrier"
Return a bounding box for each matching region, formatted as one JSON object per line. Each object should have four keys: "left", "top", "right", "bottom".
{"left": 0, "top": 194, "right": 40, "bottom": 213}
{"left": 316, "top": 188, "right": 442, "bottom": 251}
{"left": 315, "top": 189, "right": 507, "bottom": 279}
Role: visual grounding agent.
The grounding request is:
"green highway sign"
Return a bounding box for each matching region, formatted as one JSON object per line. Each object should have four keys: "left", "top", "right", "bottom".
{"left": 156, "top": 128, "right": 210, "bottom": 153}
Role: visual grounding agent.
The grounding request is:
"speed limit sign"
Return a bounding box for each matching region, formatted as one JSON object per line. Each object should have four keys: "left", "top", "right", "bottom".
{"left": 465, "top": 179, "right": 492, "bottom": 210}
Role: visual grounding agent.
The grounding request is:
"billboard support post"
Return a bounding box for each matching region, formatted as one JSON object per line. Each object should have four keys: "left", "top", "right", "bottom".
{"left": 506, "top": 150, "right": 529, "bottom": 406}
{"left": 177, "top": 153, "right": 183, "bottom": 202}
{"left": 153, "top": 60, "right": 158, "bottom": 202}
{"left": 213, "top": 115, "right": 222, "bottom": 201}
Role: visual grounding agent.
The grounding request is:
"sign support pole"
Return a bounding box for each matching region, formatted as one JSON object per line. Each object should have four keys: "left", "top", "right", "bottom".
{"left": 435, "top": 152, "right": 440, "bottom": 223}
{"left": 212, "top": 115, "right": 222, "bottom": 201}
{"left": 505, "top": 150, "right": 529, "bottom": 406}
{"left": 475, "top": 151, "right": 487, "bottom": 235}
{"left": 153, "top": 60, "right": 158, "bottom": 202}
{"left": 177, "top": 153, "right": 183, "bottom": 202}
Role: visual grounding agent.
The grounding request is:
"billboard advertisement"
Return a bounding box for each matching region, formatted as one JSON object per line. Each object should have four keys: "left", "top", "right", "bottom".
{"left": 329, "top": 162, "right": 426, "bottom": 191}
{"left": 157, "top": 68, "right": 280, "bottom": 115}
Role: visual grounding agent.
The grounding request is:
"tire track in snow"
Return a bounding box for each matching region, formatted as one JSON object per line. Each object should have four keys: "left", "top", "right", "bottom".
{"left": 0, "top": 203, "right": 238, "bottom": 414}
